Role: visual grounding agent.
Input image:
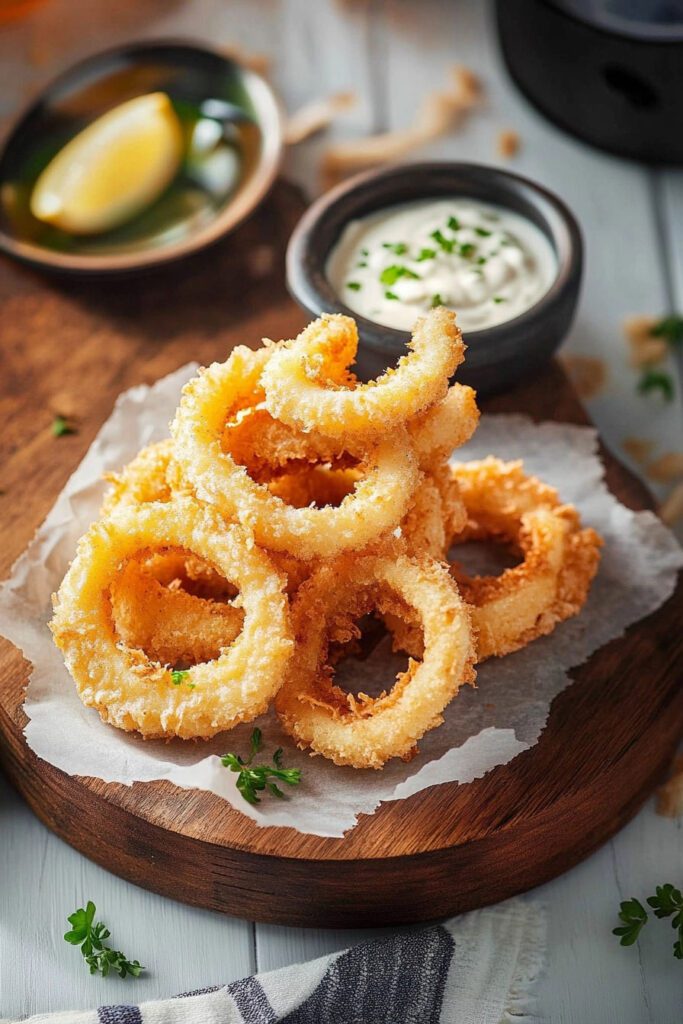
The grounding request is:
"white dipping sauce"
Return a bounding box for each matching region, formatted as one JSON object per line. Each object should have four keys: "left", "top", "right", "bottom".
{"left": 327, "top": 198, "right": 558, "bottom": 332}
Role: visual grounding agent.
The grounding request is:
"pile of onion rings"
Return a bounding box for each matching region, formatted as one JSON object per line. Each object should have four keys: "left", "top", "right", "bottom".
{"left": 51, "top": 307, "right": 601, "bottom": 770}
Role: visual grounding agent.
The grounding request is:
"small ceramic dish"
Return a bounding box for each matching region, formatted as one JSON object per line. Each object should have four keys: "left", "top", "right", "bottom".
{"left": 286, "top": 162, "right": 583, "bottom": 394}
{"left": 0, "top": 40, "right": 283, "bottom": 275}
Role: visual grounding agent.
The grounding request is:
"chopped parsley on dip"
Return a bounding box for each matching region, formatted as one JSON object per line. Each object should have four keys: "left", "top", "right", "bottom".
{"left": 327, "top": 198, "right": 557, "bottom": 332}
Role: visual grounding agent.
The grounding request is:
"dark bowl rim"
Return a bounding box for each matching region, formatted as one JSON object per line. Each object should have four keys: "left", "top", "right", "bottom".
{"left": 286, "top": 160, "right": 583, "bottom": 355}
{"left": 0, "top": 38, "right": 285, "bottom": 276}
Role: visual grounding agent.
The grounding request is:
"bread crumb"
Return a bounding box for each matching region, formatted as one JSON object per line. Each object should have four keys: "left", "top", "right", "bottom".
{"left": 321, "top": 65, "right": 482, "bottom": 186}
{"left": 656, "top": 755, "right": 683, "bottom": 818}
{"left": 560, "top": 354, "right": 607, "bottom": 399}
{"left": 623, "top": 315, "right": 668, "bottom": 368}
{"left": 622, "top": 437, "right": 654, "bottom": 464}
{"left": 645, "top": 452, "right": 683, "bottom": 483}
{"left": 659, "top": 482, "right": 683, "bottom": 526}
{"left": 498, "top": 129, "right": 520, "bottom": 159}
{"left": 285, "top": 93, "right": 357, "bottom": 146}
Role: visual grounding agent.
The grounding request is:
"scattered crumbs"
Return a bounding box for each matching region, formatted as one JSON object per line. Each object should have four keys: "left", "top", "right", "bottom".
{"left": 284, "top": 91, "right": 356, "bottom": 146}
{"left": 321, "top": 64, "right": 482, "bottom": 186}
{"left": 622, "top": 314, "right": 668, "bottom": 368}
{"left": 497, "top": 129, "right": 520, "bottom": 159}
{"left": 645, "top": 452, "right": 683, "bottom": 483}
{"left": 659, "top": 481, "right": 683, "bottom": 526}
{"left": 621, "top": 436, "right": 654, "bottom": 465}
{"left": 559, "top": 354, "right": 608, "bottom": 400}
{"left": 656, "top": 755, "right": 683, "bottom": 818}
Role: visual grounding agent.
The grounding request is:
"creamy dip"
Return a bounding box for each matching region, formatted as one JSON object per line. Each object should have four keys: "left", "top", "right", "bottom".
{"left": 327, "top": 198, "right": 558, "bottom": 332}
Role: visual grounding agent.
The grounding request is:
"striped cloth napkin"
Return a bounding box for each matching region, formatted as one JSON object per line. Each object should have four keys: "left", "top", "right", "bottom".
{"left": 4, "top": 899, "right": 545, "bottom": 1024}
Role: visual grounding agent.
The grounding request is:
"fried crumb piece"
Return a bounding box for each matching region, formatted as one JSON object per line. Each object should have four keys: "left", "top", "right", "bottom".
{"left": 497, "top": 129, "right": 520, "bottom": 159}
{"left": 560, "top": 354, "right": 607, "bottom": 399}
{"left": 321, "top": 65, "right": 482, "bottom": 186}
{"left": 285, "top": 92, "right": 357, "bottom": 146}
{"left": 656, "top": 755, "right": 683, "bottom": 818}
{"left": 623, "top": 315, "right": 668, "bottom": 368}
{"left": 622, "top": 437, "right": 654, "bottom": 464}
{"left": 645, "top": 452, "right": 683, "bottom": 483}
{"left": 659, "top": 482, "right": 683, "bottom": 526}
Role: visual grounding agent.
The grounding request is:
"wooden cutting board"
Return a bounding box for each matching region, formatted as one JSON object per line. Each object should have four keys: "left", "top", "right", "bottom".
{"left": 0, "top": 180, "right": 681, "bottom": 928}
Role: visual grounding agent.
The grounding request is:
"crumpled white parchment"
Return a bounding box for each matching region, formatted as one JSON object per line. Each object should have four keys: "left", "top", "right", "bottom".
{"left": 0, "top": 365, "right": 681, "bottom": 837}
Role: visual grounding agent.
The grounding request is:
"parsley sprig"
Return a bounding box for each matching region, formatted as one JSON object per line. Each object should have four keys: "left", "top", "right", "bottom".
{"left": 64, "top": 902, "right": 144, "bottom": 978}
{"left": 52, "top": 414, "right": 77, "bottom": 437}
{"left": 638, "top": 368, "right": 675, "bottom": 402}
{"left": 651, "top": 314, "right": 683, "bottom": 346}
{"left": 613, "top": 884, "right": 683, "bottom": 960}
{"left": 221, "top": 728, "right": 301, "bottom": 805}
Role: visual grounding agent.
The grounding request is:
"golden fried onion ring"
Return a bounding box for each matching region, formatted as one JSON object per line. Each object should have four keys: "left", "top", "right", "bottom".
{"left": 171, "top": 346, "right": 420, "bottom": 560}
{"left": 389, "top": 458, "right": 602, "bottom": 661}
{"left": 410, "top": 383, "right": 479, "bottom": 467}
{"left": 261, "top": 308, "right": 465, "bottom": 445}
{"left": 50, "top": 497, "right": 293, "bottom": 739}
{"left": 110, "top": 557, "right": 244, "bottom": 667}
{"left": 275, "top": 553, "right": 476, "bottom": 768}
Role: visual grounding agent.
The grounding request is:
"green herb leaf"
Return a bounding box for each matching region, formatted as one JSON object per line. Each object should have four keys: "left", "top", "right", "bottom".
{"left": 475, "top": 227, "right": 492, "bottom": 237}
{"left": 360, "top": 247, "right": 369, "bottom": 257}
{"left": 384, "top": 290, "right": 399, "bottom": 301}
{"left": 650, "top": 315, "right": 683, "bottom": 346}
{"left": 477, "top": 256, "right": 487, "bottom": 265}
{"left": 416, "top": 248, "right": 436, "bottom": 262}
{"left": 379, "top": 265, "right": 419, "bottom": 286}
{"left": 613, "top": 898, "right": 648, "bottom": 946}
{"left": 171, "top": 669, "right": 190, "bottom": 685}
{"left": 493, "top": 296, "right": 506, "bottom": 304}
{"left": 381, "top": 241, "right": 407, "bottom": 255}
{"left": 431, "top": 294, "right": 444, "bottom": 308}
{"left": 346, "top": 281, "right": 362, "bottom": 291}
{"left": 638, "top": 369, "right": 675, "bottom": 402}
{"left": 430, "top": 229, "right": 454, "bottom": 254}
{"left": 221, "top": 729, "right": 302, "bottom": 805}
{"left": 52, "top": 415, "right": 76, "bottom": 438}
{"left": 447, "top": 216, "right": 460, "bottom": 231}
{"left": 64, "top": 902, "right": 143, "bottom": 979}
{"left": 458, "top": 242, "right": 476, "bottom": 259}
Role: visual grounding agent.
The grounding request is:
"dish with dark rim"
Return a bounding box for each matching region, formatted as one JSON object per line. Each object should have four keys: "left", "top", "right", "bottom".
{"left": 287, "top": 161, "right": 583, "bottom": 395}
{"left": 0, "top": 40, "right": 284, "bottom": 275}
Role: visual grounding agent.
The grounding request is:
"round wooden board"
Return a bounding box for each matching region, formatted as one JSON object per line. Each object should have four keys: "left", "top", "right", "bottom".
{"left": 1, "top": 180, "right": 681, "bottom": 928}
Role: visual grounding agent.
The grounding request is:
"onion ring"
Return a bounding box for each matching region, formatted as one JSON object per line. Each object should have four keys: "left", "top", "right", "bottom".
{"left": 410, "top": 383, "right": 479, "bottom": 467}
{"left": 275, "top": 552, "right": 475, "bottom": 768}
{"left": 50, "top": 497, "right": 293, "bottom": 738}
{"left": 110, "top": 557, "right": 244, "bottom": 667}
{"left": 101, "top": 439, "right": 187, "bottom": 514}
{"left": 171, "top": 347, "right": 420, "bottom": 560}
{"left": 261, "top": 307, "right": 465, "bottom": 446}
{"left": 388, "top": 458, "right": 602, "bottom": 661}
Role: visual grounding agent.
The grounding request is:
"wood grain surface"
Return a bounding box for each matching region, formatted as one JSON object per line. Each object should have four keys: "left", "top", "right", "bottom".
{"left": 1, "top": 179, "right": 682, "bottom": 929}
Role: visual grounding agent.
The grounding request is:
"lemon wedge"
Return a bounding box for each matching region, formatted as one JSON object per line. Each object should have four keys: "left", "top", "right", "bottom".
{"left": 30, "top": 92, "right": 184, "bottom": 235}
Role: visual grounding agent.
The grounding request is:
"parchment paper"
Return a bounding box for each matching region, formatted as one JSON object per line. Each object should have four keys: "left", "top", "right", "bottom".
{"left": 0, "top": 365, "right": 681, "bottom": 837}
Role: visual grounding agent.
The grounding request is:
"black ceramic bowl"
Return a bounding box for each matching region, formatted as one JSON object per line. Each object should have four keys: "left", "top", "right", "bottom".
{"left": 286, "top": 162, "right": 583, "bottom": 395}
{"left": 496, "top": 0, "right": 683, "bottom": 164}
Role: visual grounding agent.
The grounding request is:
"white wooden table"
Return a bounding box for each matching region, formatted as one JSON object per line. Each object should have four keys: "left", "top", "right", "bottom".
{"left": 1, "top": 1, "right": 682, "bottom": 1021}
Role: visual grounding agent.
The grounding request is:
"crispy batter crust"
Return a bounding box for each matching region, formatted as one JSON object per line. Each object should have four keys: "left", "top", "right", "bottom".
{"left": 171, "top": 345, "right": 420, "bottom": 560}
{"left": 50, "top": 498, "right": 293, "bottom": 739}
{"left": 275, "top": 553, "right": 476, "bottom": 768}
{"left": 261, "top": 308, "right": 465, "bottom": 446}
